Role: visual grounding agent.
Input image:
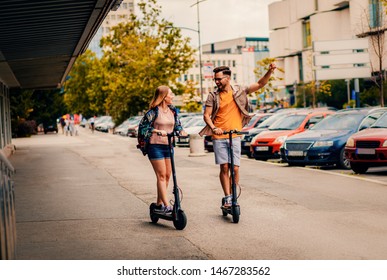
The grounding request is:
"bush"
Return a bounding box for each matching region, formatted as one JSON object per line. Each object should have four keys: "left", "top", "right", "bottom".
{"left": 16, "top": 119, "right": 36, "bottom": 137}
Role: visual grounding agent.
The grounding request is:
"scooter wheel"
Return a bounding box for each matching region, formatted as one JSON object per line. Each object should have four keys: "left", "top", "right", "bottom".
{"left": 232, "top": 212, "right": 240, "bottom": 223}
{"left": 149, "top": 203, "right": 159, "bottom": 224}
{"left": 231, "top": 205, "right": 240, "bottom": 224}
{"left": 221, "top": 198, "right": 228, "bottom": 216}
{"left": 173, "top": 210, "right": 187, "bottom": 230}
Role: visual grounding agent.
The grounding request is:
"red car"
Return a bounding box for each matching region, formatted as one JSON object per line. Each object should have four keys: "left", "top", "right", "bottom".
{"left": 250, "top": 110, "right": 333, "bottom": 161}
{"left": 242, "top": 113, "right": 273, "bottom": 132}
{"left": 345, "top": 112, "right": 387, "bottom": 174}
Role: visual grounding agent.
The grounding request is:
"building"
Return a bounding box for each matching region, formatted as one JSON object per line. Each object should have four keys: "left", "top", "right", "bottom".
{"left": 0, "top": 0, "right": 121, "bottom": 259}
{"left": 88, "top": 0, "right": 135, "bottom": 57}
{"left": 268, "top": 0, "right": 387, "bottom": 101}
{"left": 177, "top": 37, "right": 270, "bottom": 106}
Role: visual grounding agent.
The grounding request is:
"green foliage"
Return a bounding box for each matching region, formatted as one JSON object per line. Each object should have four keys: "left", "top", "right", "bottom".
{"left": 254, "top": 57, "right": 284, "bottom": 97}
{"left": 10, "top": 88, "right": 66, "bottom": 137}
{"left": 361, "top": 85, "right": 383, "bottom": 106}
{"left": 66, "top": 0, "right": 195, "bottom": 125}
{"left": 64, "top": 0, "right": 195, "bottom": 124}
{"left": 29, "top": 89, "right": 67, "bottom": 125}
{"left": 64, "top": 49, "right": 106, "bottom": 117}
{"left": 180, "top": 80, "right": 201, "bottom": 112}
{"left": 303, "top": 80, "right": 332, "bottom": 108}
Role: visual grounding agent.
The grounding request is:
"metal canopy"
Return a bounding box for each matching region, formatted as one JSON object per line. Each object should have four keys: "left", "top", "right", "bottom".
{"left": 0, "top": 0, "right": 118, "bottom": 89}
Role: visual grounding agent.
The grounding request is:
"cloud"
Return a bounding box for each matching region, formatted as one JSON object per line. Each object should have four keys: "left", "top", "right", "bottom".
{"left": 157, "top": 0, "right": 277, "bottom": 45}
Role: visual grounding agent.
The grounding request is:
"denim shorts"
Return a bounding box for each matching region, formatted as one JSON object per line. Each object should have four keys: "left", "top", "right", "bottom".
{"left": 213, "top": 137, "right": 241, "bottom": 166}
{"left": 147, "top": 144, "right": 171, "bottom": 160}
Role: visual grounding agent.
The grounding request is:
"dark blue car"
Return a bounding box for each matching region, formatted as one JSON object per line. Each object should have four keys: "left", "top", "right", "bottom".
{"left": 280, "top": 108, "right": 387, "bottom": 169}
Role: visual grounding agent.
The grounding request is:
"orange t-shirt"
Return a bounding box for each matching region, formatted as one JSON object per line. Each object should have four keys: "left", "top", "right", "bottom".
{"left": 212, "top": 90, "right": 242, "bottom": 139}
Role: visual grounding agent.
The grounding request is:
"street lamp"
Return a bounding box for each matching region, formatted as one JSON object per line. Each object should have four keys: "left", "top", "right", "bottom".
{"left": 190, "top": 0, "right": 206, "bottom": 111}
{"left": 166, "top": 1, "right": 206, "bottom": 111}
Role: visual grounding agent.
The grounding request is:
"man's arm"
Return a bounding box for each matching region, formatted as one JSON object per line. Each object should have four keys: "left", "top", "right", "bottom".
{"left": 204, "top": 106, "right": 215, "bottom": 130}
{"left": 248, "top": 63, "right": 276, "bottom": 94}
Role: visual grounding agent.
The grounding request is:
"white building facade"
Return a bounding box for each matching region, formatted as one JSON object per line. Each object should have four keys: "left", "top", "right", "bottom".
{"left": 269, "top": 0, "right": 387, "bottom": 94}
{"left": 177, "top": 37, "right": 270, "bottom": 106}
{"left": 88, "top": 0, "right": 134, "bottom": 57}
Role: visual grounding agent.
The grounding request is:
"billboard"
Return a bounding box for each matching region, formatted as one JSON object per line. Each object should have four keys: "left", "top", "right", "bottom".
{"left": 313, "top": 39, "right": 371, "bottom": 80}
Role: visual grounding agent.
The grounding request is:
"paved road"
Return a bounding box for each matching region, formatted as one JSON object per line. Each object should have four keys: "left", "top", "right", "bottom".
{"left": 9, "top": 128, "right": 387, "bottom": 260}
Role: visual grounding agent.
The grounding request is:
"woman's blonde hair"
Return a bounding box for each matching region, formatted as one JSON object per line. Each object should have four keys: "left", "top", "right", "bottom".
{"left": 149, "top": 85, "right": 170, "bottom": 109}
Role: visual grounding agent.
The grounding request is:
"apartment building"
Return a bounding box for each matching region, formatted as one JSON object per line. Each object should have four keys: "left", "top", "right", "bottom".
{"left": 268, "top": 0, "right": 386, "bottom": 96}
{"left": 89, "top": 0, "right": 135, "bottom": 57}
{"left": 177, "top": 37, "right": 269, "bottom": 105}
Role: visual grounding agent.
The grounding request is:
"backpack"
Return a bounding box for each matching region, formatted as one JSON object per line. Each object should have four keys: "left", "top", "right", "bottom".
{"left": 136, "top": 109, "right": 157, "bottom": 156}
{"left": 136, "top": 117, "right": 148, "bottom": 156}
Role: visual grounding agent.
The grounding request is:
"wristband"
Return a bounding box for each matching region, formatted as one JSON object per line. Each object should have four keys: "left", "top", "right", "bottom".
{"left": 212, "top": 127, "right": 217, "bottom": 131}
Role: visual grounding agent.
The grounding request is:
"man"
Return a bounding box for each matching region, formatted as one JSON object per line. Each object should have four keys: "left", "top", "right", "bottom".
{"left": 199, "top": 64, "right": 276, "bottom": 208}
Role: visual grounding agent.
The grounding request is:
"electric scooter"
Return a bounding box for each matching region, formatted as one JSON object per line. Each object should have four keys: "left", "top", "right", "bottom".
{"left": 221, "top": 130, "right": 248, "bottom": 223}
{"left": 149, "top": 132, "right": 187, "bottom": 230}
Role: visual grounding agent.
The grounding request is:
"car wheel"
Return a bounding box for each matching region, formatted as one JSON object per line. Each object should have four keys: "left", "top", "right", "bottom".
{"left": 339, "top": 147, "right": 351, "bottom": 169}
{"left": 350, "top": 162, "right": 369, "bottom": 174}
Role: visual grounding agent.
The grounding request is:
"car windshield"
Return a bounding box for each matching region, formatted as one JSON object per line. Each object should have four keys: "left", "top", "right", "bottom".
{"left": 245, "top": 115, "right": 259, "bottom": 127}
{"left": 311, "top": 113, "right": 365, "bottom": 130}
{"left": 371, "top": 113, "right": 387, "bottom": 128}
{"left": 269, "top": 115, "right": 306, "bottom": 130}
{"left": 257, "top": 114, "right": 286, "bottom": 128}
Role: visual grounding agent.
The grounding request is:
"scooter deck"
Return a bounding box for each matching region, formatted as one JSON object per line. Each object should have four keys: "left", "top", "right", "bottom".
{"left": 151, "top": 211, "right": 174, "bottom": 221}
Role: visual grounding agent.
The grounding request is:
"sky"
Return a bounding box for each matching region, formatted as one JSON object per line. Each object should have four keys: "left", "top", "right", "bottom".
{"left": 157, "top": 0, "right": 278, "bottom": 46}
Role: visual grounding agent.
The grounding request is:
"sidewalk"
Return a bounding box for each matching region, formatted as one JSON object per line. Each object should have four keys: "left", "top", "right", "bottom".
{"left": 9, "top": 131, "right": 208, "bottom": 260}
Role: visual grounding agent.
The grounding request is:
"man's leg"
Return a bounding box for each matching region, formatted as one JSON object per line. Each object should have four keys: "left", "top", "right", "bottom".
{"left": 219, "top": 163, "right": 231, "bottom": 196}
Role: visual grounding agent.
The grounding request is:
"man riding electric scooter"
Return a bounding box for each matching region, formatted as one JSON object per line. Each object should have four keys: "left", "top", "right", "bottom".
{"left": 199, "top": 64, "right": 276, "bottom": 223}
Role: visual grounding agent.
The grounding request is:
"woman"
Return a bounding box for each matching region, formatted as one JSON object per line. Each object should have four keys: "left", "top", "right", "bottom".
{"left": 140, "top": 85, "right": 187, "bottom": 214}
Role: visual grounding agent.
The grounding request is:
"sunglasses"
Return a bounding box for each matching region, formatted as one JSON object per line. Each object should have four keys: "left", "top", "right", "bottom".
{"left": 213, "top": 76, "right": 228, "bottom": 82}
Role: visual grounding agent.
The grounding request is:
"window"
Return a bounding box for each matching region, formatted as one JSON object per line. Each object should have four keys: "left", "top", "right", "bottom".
{"left": 303, "top": 20, "right": 311, "bottom": 48}
{"left": 232, "top": 60, "right": 236, "bottom": 67}
{"left": 369, "top": 0, "right": 383, "bottom": 28}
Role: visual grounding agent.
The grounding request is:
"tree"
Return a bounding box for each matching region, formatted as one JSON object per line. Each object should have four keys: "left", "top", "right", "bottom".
{"left": 64, "top": 50, "right": 106, "bottom": 117}
{"left": 181, "top": 80, "right": 201, "bottom": 112}
{"left": 253, "top": 57, "right": 284, "bottom": 108}
{"left": 359, "top": 1, "right": 386, "bottom": 106}
{"left": 302, "top": 80, "right": 332, "bottom": 108}
{"left": 100, "top": 0, "right": 195, "bottom": 124}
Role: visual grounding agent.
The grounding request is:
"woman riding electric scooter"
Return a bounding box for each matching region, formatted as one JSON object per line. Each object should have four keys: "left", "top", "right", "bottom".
{"left": 137, "top": 85, "right": 187, "bottom": 230}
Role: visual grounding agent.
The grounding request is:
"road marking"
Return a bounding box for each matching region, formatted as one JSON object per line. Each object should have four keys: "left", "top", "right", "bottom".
{"left": 243, "top": 157, "right": 387, "bottom": 186}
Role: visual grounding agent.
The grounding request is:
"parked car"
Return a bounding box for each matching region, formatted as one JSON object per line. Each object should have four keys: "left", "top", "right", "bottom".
{"left": 251, "top": 110, "right": 333, "bottom": 161}
{"left": 242, "top": 113, "right": 273, "bottom": 131}
{"left": 345, "top": 111, "right": 387, "bottom": 173}
{"left": 280, "top": 108, "right": 386, "bottom": 169}
{"left": 114, "top": 116, "right": 142, "bottom": 136}
{"left": 176, "top": 117, "right": 206, "bottom": 147}
{"left": 95, "top": 116, "right": 115, "bottom": 133}
{"left": 43, "top": 121, "right": 58, "bottom": 134}
{"left": 239, "top": 111, "right": 296, "bottom": 157}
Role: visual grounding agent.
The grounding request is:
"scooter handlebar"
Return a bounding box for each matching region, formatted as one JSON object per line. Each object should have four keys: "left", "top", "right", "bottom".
{"left": 156, "top": 131, "right": 180, "bottom": 137}
{"left": 222, "top": 130, "right": 249, "bottom": 135}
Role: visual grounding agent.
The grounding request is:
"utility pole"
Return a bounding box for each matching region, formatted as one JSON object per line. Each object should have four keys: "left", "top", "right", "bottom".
{"left": 190, "top": 0, "right": 207, "bottom": 112}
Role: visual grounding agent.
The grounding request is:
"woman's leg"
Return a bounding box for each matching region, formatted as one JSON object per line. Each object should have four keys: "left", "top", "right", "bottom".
{"left": 150, "top": 158, "right": 172, "bottom": 206}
